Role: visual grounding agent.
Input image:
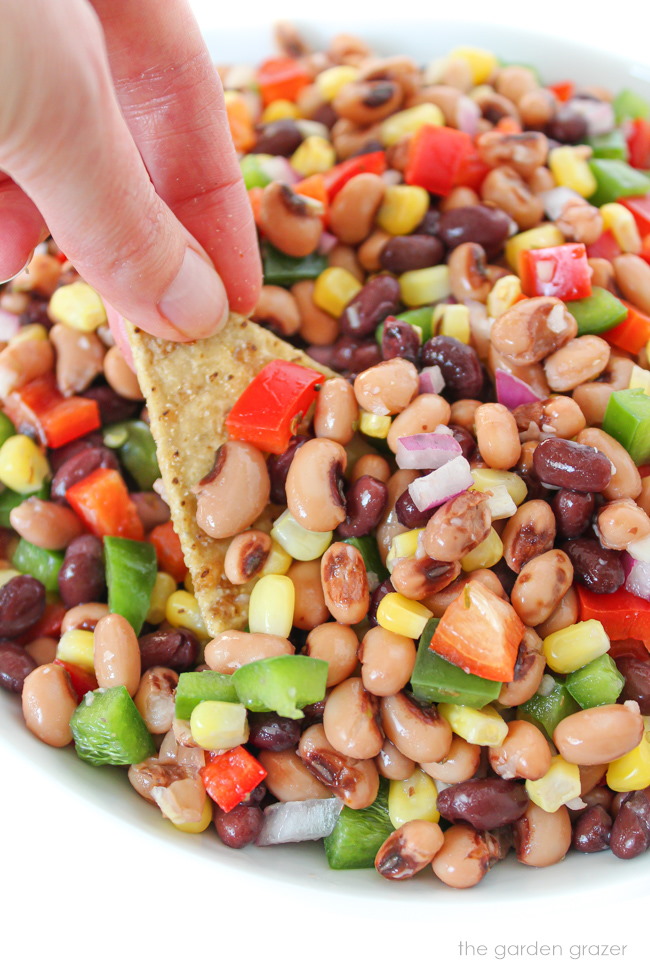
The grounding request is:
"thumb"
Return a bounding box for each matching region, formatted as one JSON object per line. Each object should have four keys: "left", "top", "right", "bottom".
{"left": 0, "top": 0, "right": 228, "bottom": 342}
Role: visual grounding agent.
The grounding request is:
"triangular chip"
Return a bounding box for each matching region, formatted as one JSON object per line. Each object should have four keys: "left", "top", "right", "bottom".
{"left": 128, "top": 314, "right": 333, "bottom": 637}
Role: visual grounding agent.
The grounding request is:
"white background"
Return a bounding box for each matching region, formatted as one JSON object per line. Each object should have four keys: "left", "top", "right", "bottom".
{"left": 2, "top": 1, "right": 649, "bottom": 972}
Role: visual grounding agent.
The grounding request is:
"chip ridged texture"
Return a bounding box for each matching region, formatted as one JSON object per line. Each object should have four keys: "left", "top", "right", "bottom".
{"left": 128, "top": 315, "right": 333, "bottom": 637}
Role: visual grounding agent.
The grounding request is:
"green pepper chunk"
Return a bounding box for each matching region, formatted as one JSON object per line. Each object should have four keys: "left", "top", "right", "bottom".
{"left": 104, "top": 535, "right": 157, "bottom": 635}
{"left": 0, "top": 411, "right": 16, "bottom": 449}
{"left": 175, "top": 671, "right": 239, "bottom": 720}
{"left": 566, "top": 286, "right": 628, "bottom": 336}
{"left": 566, "top": 654, "right": 625, "bottom": 710}
{"left": 410, "top": 619, "right": 502, "bottom": 709}
{"left": 240, "top": 154, "right": 273, "bottom": 189}
{"left": 588, "top": 159, "right": 650, "bottom": 207}
{"left": 517, "top": 677, "right": 579, "bottom": 738}
{"left": 603, "top": 388, "right": 650, "bottom": 465}
{"left": 376, "top": 306, "right": 433, "bottom": 345}
{"left": 324, "top": 780, "right": 392, "bottom": 869}
{"left": 0, "top": 482, "right": 49, "bottom": 529}
{"left": 70, "top": 686, "right": 155, "bottom": 766}
{"left": 12, "top": 539, "right": 64, "bottom": 592}
{"left": 587, "top": 130, "right": 629, "bottom": 161}
{"left": 232, "top": 654, "right": 328, "bottom": 719}
{"left": 613, "top": 89, "right": 650, "bottom": 124}
{"left": 262, "top": 242, "right": 328, "bottom": 287}
{"left": 104, "top": 420, "right": 160, "bottom": 491}
{"left": 342, "top": 536, "right": 389, "bottom": 585}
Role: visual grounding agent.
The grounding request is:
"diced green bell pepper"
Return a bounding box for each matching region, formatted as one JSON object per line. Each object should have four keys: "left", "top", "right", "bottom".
{"left": 411, "top": 619, "right": 502, "bottom": 709}
{"left": 603, "top": 388, "right": 650, "bottom": 465}
{"left": 232, "top": 654, "right": 328, "bottom": 719}
{"left": 376, "top": 306, "right": 433, "bottom": 345}
{"left": 12, "top": 539, "right": 64, "bottom": 592}
{"left": 104, "top": 420, "right": 160, "bottom": 491}
{"left": 262, "top": 243, "right": 328, "bottom": 287}
{"left": 613, "top": 89, "right": 650, "bottom": 124}
{"left": 104, "top": 535, "right": 157, "bottom": 635}
{"left": 70, "top": 686, "right": 155, "bottom": 766}
{"left": 240, "top": 154, "right": 273, "bottom": 190}
{"left": 517, "top": 677, "right": 579, "bottom": 738}
{"left": 342, "top": 535, "right": 389, "bottom": 586}
{"left": 0, "top": 482, "right": 49, "bottom": 529}
{"left": 587, "top": 130, "right": 629, "bottom": 161}
{"left": 175, "top": 671, "right": 239, "bottom": 720}
{"left": 566, "top": 286, "right": 628, "bottom": 336}
{"left": 324, "top": 780, "right": 392, "bottom": 869}
{"left": 566, "top": 654, "right": 625, "bottom": 710}
{"left": 0, "top": 411, "right": 16, "bottom": 449}
{"left": 588, "top": 159, "right": 650, "bottom": 208}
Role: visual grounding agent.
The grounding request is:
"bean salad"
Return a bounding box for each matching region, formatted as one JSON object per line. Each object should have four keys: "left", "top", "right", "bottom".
{"left": 2, "top": 23, "right": 650, "bottom": 888}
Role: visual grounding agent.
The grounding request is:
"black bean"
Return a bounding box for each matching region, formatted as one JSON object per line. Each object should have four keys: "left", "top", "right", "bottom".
{"left": 138, "top": 628, "right": 198, "bottom": 673}
{"left": 395, "top": 488, "right": 430, "bottom": 529}
{"left": 532, "top": 438, "right": 612, "bottom": 492}
{"left": 329, "top": 336, "right": 382, "bottom": 375}
{"left": 414, "top": 209, "right": 441, "bottom": 237}
{"left": 50, "top": 446, "right": 119, "bottom": 501}
{"left": 437, "top": 205, "right": 511, "bottom": 259}
{"left": 349, "top": 140, "right": 385, "bottom": 157}
{"left": 58, "top": 535, "right": 106, "bottom": 608}
{"left": 214, "top": 804, "right": 264, "bottom": 848}
{"left": 130, "top": 492, "right": 171, "bottom": 534}
{"left": 368, "top": 579, "right": 396, "bottom": 626}
{"left": 379, "top": 235, "right": 444, "bottom": 274}
{"left": 301, "top": 699, "right": 327, "bottom": 727}
{"left": 83, "top": 384, "right": 140, "bottom": 425}
{"left": 449, "top": 424, "right": 477, "bottom": 461}
{"left": 380, "top": 319, "right": 420, "bottom": 365}
{"left": 337, "top": 476, "right": 388, "bottom": 538}
{"left": 339, "top": 274, "right": 401, "bottom": 339}
{"left": 0, "top": 641, "right": 36, "bottom": 693}
{"left": 546, "top": 107, "right": 588, "bottom": 144}
{"left": 563, "top": 537, "right": 624, "bottom": 594}
{"left": 491, "top": 559, "right": 518, "bottom": 597}
{"left": 421, "top": 335, "right": 484, "bottom": 400}
{"left": 437, "top": 779, "right": 529, "bottom": 830}
{"left": 551, "top": 488, "right": 596, "bottom": 539}
{"left": 248, "top": 712, "right": 302, "bottom": 751}
{"left": 49, "top": 433, "right": 105, "bottom": 473}
{"left": 311, "top": 103, "right": 338, "bottom": 130}
{"left": 0, "top": 576, "right": 46, "bottom": 639}
{"left": 572, "top": 805, "right": 612, "bottom": 853}
{"left": 610, "top": 788, "right": 650, "bottom": 859}
{"left": 253, "top": 119, "right": 303, "bottom": 156}
{"left": 240, "top": 783, "right": 267, "bottom": 807}
{"left": 616, "top": 656, "right": 650, "bottom": 715}
{"left": 19, "top": 297, "right": 51, "bottom": 328}
{"left": 267, "top": 435, "right": 309, "bottom": 506}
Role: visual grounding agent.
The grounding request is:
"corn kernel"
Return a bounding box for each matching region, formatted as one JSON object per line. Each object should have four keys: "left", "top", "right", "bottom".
{"left": 260, "top": 538, "right": 293, "bottom": 576}
{"left": 438, "top": 703, "right": 508, "bottom": 747}
{"left": 629, "top": 364, "right": 650, "bottom": 395}
{"left": 543, "top": 618, "right": 609, "bottom": 674}
{"left": 165, "top": 590, "right": 210, "bottom": 640}
{"left": 505, "top": 224, "right": 565, "bottom": 275}
{"left": 271, "top": 509, "right": 332, "bottom": 561}
{"left": 9, "top": 325, "right": 49, "bottom": 345}
{"left": 261, "top": 99, "right": 301, "bottom": 122}
{"left": 48, "top": 282, "right": 106, "bottom": 332}
{"left": 190, "top": 700, "right": 249, "bottom": 751}
{"left": 434, "top": 303, "right": 471, "bottom": 343}
{"left": 386, "top": 528, "right": 423, "bottom": 572}
{"left": 525, "top": 755, "right": 581, "bottom": 813}
{"left": 183, "top": 571, "right": 194, "bottom": 595}
{"left": 376, "top": 592, "right": 432, "bottom": 639}
{"left": 606, "top": 734, "right": 650, "bottom": 792}
{"left": 290, "top": 135, "right": 336, "bottom": 177}
{"left": 460, "top": 526, "right": 503, "bottom": 572}
{"left": 399, "top": 265, "right": 451, "bottom": 308}
{"left": 451, "top": 46, "right": 498, "bottom": 85}
{"left": 248, "top": 573, "right": 295, "bottom": 638}
{"left": 315, "top": 65, "right": 360, "bottom": 101}
{"left": 471, "top": 468, "right": 528, "bottom": 507}
{"left": 381, "top": 103, "right": 444, "bottom": 147}
{"left": 0, "top": 434, "right": 50, "bottom": 494}
{"left": 0, "top": 568, "right": 21, "bottom": 587}
{"left": 388, "top": 770, "right": 440, "bottom": 828}
{"left": 376, "top": 185, "right": 430, "bottom": 236}
{"left": 600, "top": 202, "right": 642, "bottom": 253}
{"left": 313, "top": 267, "right": 362, "bottom": 318}
{"left": 487, "top": 275, "right": 523, "bottom": 318}
{"left": 548, "top": 146, "right": 597, "bottom": 199}
{"left": 146, "top": 572, "right": 177, "bottom": 625}
{"left": 359, "top": 410, "right": 392, "bottom": 439}
{"left": 171, "top": 795, "right": 213, "bottom": 834}
{"left": 57, "top": 628, "right": 95, "bottom": 672}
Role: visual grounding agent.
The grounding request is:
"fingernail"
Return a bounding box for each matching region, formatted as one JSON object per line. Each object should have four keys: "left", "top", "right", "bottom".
{"left": 0, "top": 252, "right": 33, "bottom": 286}
{"left": 158, "top": 248, "right": 229, "bottom": 339}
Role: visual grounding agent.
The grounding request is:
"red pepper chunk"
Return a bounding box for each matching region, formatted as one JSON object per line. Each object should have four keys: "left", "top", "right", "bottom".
{"left": 604, "top": 301, "right": 650, "bottom": 355}
{"left": 257, "top": 57, "right": 311, "bottom": 106}
{"left": 148, "top": 521, "right": 187, "bottom": 583}
{"left": 321, "top": 151, "right": 387, "bottom": 202}
{"left": 577, "top": 585, "right": 650, "bottom": 652}
{"left": 66, "top": 468, "right": 144, "bottom": 541}
{"left": 201, "top": 746, "right": 267, "bottom": 813}
{"left": 225, "top": 359, "right": 324, "bottom": 455}
{"left": 405, "top": 125, "right": 473, "bottom": 197}
{"left": 54, "top": 660, "right": 98, "bottom": 702}
{"left": 546, "top": 80, "right": 574, "bottom": 103}
{"left": 520, "top": 243, "right": 592, "bottom": 302}
{"left": 586, "top": 230, "right": 622, "bottom": 263}
{"left": 620, "top": 195, "right": 650, "bottom": 237}
{"left": 4, "top": 373, "right": 100, "bottom": 448}
{"left": 626, "top": 118, "right": 650, "bottom": 171}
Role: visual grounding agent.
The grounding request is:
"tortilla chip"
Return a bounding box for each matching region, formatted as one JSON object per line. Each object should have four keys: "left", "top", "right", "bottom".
{"left": 127, "top": 314, "right": 333, "bottom": 638}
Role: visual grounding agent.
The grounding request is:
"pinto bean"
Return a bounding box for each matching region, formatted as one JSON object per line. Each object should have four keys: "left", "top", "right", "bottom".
{"left": 192, "top": 442, "right": 270, "bottom": 540}
{"left": 543, "top": 335, "right": 611, "bottom": 391}
{"left": 320, "top": 542, "right": 369, "bottom": 625}
{"left": 380, "top": 693, "right": 452, "bottom": 764}
{"left": 489, "top": 720, "right": 552, "bottom": 781}
{"left": 258, "top": 748, "right": 333, "bottom": 802}
{"left": 596, "top": 498, "right": 650, "bottom": 551}
{"left": 375, "top": 820, "right": 444, "bottom": 880}
{"left": 204, "top": 631, "right": 294, "bottom": 674}
{"left": 305, "top": 622, "right": 359, "bottom": 687}
{"left": 21, "top": 663, "right": 77, "bottom": 747}
{"left": 332, "top": 79, "right": 403, "bottom": 125}
{"left": 501, "top": 500, "right": 556, "bottom": 572}
{"left": 513, "top": 802, "right": 572, "bottom": 867}
{"left": 286, "top": 559, "right": 329, "bottom": 630}
{"left": 423, "top": 491, "right": 492, "bottom": 563}
{"left": 510, "top": 549, "right": 573, "bottom": 626}
{"left": 554, "top": 703, "right": 644, "bottom": 765}
{"left": 285, "top": 438, "right": 347, "bottom": 532}
{"left": 298, "top": 723, "right": 379, "bottom": 809}
{"left": 536, "top": 586, "right": 580, "bottom": 639}
{"left": 474, "top": 403, "right": 521, "bottom": 470}
{"left": 490, "top": 296, "right": 577, "bottom": 365}
{"left": 323, "top": 677, "right": 383, "bottom": 760}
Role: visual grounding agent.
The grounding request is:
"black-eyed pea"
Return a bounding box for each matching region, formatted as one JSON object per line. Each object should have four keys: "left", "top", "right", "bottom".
{"left": 103, "top": 345, "right": 143, "bottom": 401}
{"left": 22, "top": 664, "right": 77, "bottom": 747}
{"left": 287, "top": 559, "right": 330, "bottom": 630}
{"left": 305, "top": 621, "right": 359, "bottom": 687}
{"left": 292, "top": 280, "right": 339, "bottom": 346}
{"left": 488, "top": 720, "right": 553, "bottom": 781}
{"left": 501, "top": 500, "right": 556, "bottom": 572}
{"left": 298, "top": 723, "right": 380, "bottom": 809}
{"left": 477, "top": 130, "right": 548, "bottom": 177}
{"left": 323, "top": 677, "right": 383, "bottom": 760}
{"left": 93, "top": 613, "right": 141, "bottom": 697}
{"left": 420, "top": 735, "right": 481, "bottom": 784}
{"left": 134, "top": 666, "right": 179, "bottom": 734}
{"left": 258, "top": 748, "right": 333, "bottom": 802}
{"left": 224, "top": 530, "right": 272, "bottom": 585}
{"left": 50, "top": 323, "right": 105, "bottom": 396}
{"left": 314, "top": 378, "right": 359, "bottom": 445}
{"left": 375, "top": 820, "right": 444, "bottom": 880}
{"left": 596, "top": 498, "right": 650, "bottom": 550}
{"left": 498, "top": 627, "right": 545, "bottom": 707}
{"left": 474, "top": 403, "right": 521, "bottom": 470}
{"left": 251, "top": 285, "right": 301, "bottom": 337}
{"left": 375, "top": 738, "right": 416, "bottom": 780}
{"left": 204, "top": 631, "right": 294, "bottom": 674}
{"left": 513, "top": 802, "right": 572, "bottom": 867}
{"left": 553, "top": 704, "right": 644, "bottom": 765}
{"left": 328, "top": 173, "right": 385, "bottom": 244}
{"left": 386, "top": 394, "right": 451, "bottom": 453}
{"left": 481, "top": 166, "right": 543, "bottom": 230}
{"left": 380, "top": 693, "right": 452, "bottom": 764}
{"left": 285, "top": 438, "right": 347, "bottom": 532}
{"left": 258, "top": 182, "right": 323, "bottom": 257}
{"left": 320, "top": 542, "right": 369, "bottom": 625}
{"left": 536, "top": 586, "right": 579, "bottom": 639}
{"left": 447, "top": 242, "right": 491, "bottom": 302}
{"left": 350, "top": 453, "right": 391, "bottom": 484}
{"left": 357, "top": 230, "right": 392, "bottom": 272}
{"left": 543, "top": 335, "right": 611, "bottom": 392}
{"left": 359, "top": 626, "right": 416, "bottom": 697}
{"left": 432, "top": 825, "right": 501, "bottom": 888}
{"left": 192, "top": 442, "right": 271, "bottom": 539}
{"left": 613, "top": 254, "right": 650, "bottom": 316}
{"left": 576, "top": 428, "right": 642, "bottom": 501}
{"left": 353, "top": 358, "right": 419, "bottom": 416}
{"left": 328, "top": 243, "right": 365, "bottom": 282}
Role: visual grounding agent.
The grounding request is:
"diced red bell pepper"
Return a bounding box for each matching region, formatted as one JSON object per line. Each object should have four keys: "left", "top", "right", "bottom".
{"left": 626, "top": 118, "right": 650, "bottom": 170}
{"left": 577, "top": 584, "right": 650, "bottom": 652}
{"left": 54, "top": 660, "right": 98, "bottom": 701}
{"left": 453, "top": 148, "right": 491, "bottom": 192}
{"left": 4, "top": 373, "right": 100, "bottom": 449}
{"left": 66, "top": 468, "right": 144, "bottom": 541}
{"left": 257, "top": 57, "right": 311, "bottom": 106}
{"left": 520, "top": 242, "right": 592, "bottom": 301}
{"left": 293, "top": 174, "right": 328, "bottom": 225}
{"left": 620, "top": 195, "right": 650, "bottom": 237}
{"left": 225, "top": 359, "right": 324, "bottom": 455}
{"left": 200, "top": 746, "right": 267, "bottom": 813}
{"left": 148, "top": 520, "right": 187, "bottom": 583}
{"left": 604, "top": 300, "right": 650, "bottom": 355}
{"left": 640, "top": 233, "right": 650, "bottom": 265}
{"left": 586, "top": 230, "right": 622, "bottom": 263}
{"left": 546, "top": 80, "right": 575, "bottom": 103}
{"left": 405, "top": 125, "right": 473, "bottom": 197}
{"left": 18, "top": 602, "right": 66, "bottom": 645}
{"left": 321, "top": 151, "right": 387, "bottom": 202}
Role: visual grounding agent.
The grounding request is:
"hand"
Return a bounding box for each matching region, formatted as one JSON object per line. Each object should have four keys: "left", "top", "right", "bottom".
{"left": 0, "top": 0, "right": 261, "bottom": 342}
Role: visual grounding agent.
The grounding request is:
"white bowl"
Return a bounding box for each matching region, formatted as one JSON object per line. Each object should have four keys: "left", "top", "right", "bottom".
{"left": 2, "top": 19, "right": 650, "bottom": 908}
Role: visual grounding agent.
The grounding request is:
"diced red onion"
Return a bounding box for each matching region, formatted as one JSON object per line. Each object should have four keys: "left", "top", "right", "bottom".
{"left": 409, "top": 455, "right": 473, "bottom": 512}
{"left": 456, "top": 96, "right": 481, "bottom": 136}
{"left": 495, "top": 369, "right": 541, "bottom": 410}
{"left": 0, "top": 308, "right": 21, "bottom": 342}
{"left": 626, "top": 534, "right": 650, "bottom": 563}
{"left": 565, "top": 796, "right": 588, "bottom": 812}
{"left": 262, "top": 156, "right": 300, "bottom": 185}
{"left": 256, "top": 798, "right": 343, "bottom": 846}
{"left": 623, "top": 551, "right": 650, "bottom": 602}
{"left": 396, "top": 432, "right": 462, "bottom": 470}
{"left": 540, "top": 186, "right": 581, "bottom": 221}
{"left": 317, "top": 231, "right": 338, "bottom": 255}
{"left": 566, "top": 97, "right": 615, "bottom": 137}
{"left": 419, "top": 365, "right": 445, "bottom": 395}
{"left": 381, "top": 168, "right": 403, "bottom": 186}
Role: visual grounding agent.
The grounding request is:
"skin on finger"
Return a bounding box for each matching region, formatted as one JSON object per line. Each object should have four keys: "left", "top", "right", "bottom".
{"left": 105, "top": 303, "right": 135, "bottom": 370}
{"left": 0, "top": 0, "right": 229, "bottom": 342}
{"left": 0, "top": 174, "right": 47, "bottom": 281}
{"left": 91, "top": 0, "right": 262, "bottom": 316}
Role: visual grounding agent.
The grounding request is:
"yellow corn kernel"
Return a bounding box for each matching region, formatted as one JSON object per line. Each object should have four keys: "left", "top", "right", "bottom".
{"left": 487, "top": 275, "right": 523, "bottom": 318}
{"left": 315, "top": 65, "right": 360, "bottom": 101}
{"left": 380, "top": 103, "right": 444, "bottom": 147}
{"left": 548, "top": 146, "right": 597, "bottom": 199}
{"left": 190, "top": 700, "right": 249, "bottom": 751}
{"left": 313, "top": 267, "right": 362, "bottom": 318}
{"left": 600, "top": 202, "right": 642, "bottom": 253}
{"left": 434, "top": 303, "right": 471, "bottom": 343}
{"left": 359, "top": 410, "right": 392, "bottom": 439}
{"left": 0, "top": 434, "right": 50, "bottom": 494}
{"left": 9, "top": 325, "right": 49, "bottom": 345}
{"left": 629, "top": 364, "right": 650, "bottom": 395}
{"left": 261, "top": 99, "right": 301, "bottom": 122}
{"left": 47, "top": 282, "right": 106, "bottom": 332}
{"left": 542, "top": 618, "right": 610, "bottom": 674}
{"left": 460, "top": 527, "right": 503, "bottom": 572}
{"left": 57, "top": 628, "right": 95, "bottom": 672}
{"left": 183, "top": 571, "right": 195, "bottom": 595}
{"left": 248, "top": 573, "right": 295, "bottom": 638}
{"left": 146, "top": 572, "right": 177, "bottom": 625}
{"left": 606, "top": 735, "right": 650, "bottom": 792}
{"left": 172, "top": 795, "right": 213, "bottom": 834}
{"left": 376, "top": 185, "right": 430, "bottom": 236}
{"left": 290, "top": 135, "right": 336, "bottom": 177}
{"left": 399, "top": 265, "right": 451, "bottom": 308}
{"left": 525, "top": 755, "right": 581, "bottom": 813}
{"left": 271, "top": 509, "right": 332, "bottom": 562}
{"left": 165, "top": 590, "right": 210, "bottom": 640}
{"left": 471, "top": 468, "right": 528, "bottom": 507}
{"left": 376, "top": 592, "right": 433, "bottom": 639}
{"left": 438, "top": 703, "right": 508, "bottom": 747}
{"left": 386, "top": 529, "right": 423, "bottom": 572}
{"left": 260, "top": 538, "right": 293, "bottom": 576}
{"left": 0, "top": 568, "right": 21, "bottom": 588}
{"left": 505, "top": 224, "right": 565, "bottom": 275}
{"left": 451, "top": 46, "right": 498, "bottom": 85}
{"left": 388, "top": 770, "right": 440, "bottom": 828}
